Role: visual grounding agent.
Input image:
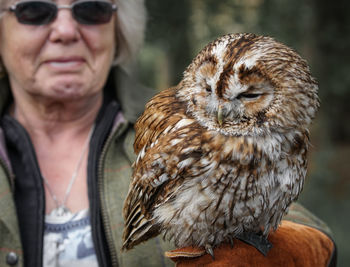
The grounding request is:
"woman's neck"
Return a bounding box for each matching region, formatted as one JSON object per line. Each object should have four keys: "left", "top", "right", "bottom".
{"left": 11, "top": 92, "right": 103, "bottom": 141}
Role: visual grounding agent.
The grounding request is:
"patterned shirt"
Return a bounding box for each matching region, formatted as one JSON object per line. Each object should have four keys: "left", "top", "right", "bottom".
{"left": 43, "top": 209, "right": 98, "bottom": 267}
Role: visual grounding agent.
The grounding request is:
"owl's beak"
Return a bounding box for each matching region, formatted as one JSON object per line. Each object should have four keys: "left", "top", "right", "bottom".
{"left": 217, "top": 105, "right": 223, "bottom": 126}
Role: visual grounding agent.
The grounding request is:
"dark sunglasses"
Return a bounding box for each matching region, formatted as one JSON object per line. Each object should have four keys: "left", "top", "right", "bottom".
{"left": 5, "top": 0, "right": 117, "bottom": 25}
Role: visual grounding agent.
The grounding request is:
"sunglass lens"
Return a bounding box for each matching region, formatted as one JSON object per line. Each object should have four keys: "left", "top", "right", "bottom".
{"left": 15, "top": 1, "right": 57, "bottom": 25}
{"left": 73, "top": 1, "right": 114, "bottom": 25}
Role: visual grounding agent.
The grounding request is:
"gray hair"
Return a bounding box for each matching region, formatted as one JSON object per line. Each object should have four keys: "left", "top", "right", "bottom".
{"left": 114, "top": 0, "right": 146, "bottom": 67}
{"left": 0, "top": 0, "right": 147, "bottom": 76}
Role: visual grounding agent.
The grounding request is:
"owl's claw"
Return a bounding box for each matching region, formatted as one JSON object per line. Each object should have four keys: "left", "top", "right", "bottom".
{"left": 205, "top": 244, "right": 215, "bottom": 260}
{"left": 228, "top": 236, "right": 234, "bottom": 248}
{"left": 236, "top": 232, "right": 273, "bottom": 256}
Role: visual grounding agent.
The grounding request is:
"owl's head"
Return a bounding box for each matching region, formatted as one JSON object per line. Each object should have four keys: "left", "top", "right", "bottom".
{"left": 177, "top": 33, "right": 319, "bottom": 136}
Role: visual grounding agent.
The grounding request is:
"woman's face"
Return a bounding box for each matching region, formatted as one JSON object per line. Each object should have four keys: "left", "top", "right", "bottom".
{"left": 0, "top": 0, "right": 116, "bottom": 102}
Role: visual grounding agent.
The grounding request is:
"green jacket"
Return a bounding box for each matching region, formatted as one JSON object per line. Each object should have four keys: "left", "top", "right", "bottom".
{"left": 0, "top": 67, "right": 174, "bottom": 267}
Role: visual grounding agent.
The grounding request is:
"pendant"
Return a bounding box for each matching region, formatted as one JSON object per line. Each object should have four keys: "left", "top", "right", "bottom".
{"left": 50, "top": 205, "right": 72, "bottom": 217}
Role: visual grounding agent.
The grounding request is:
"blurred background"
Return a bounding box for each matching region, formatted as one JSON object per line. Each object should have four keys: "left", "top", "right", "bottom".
{"left": 136, "top": 0, "right": 350, "bottom": 265}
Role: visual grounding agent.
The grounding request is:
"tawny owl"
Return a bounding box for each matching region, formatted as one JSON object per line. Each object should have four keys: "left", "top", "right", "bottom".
{"left": 122, "top": 33, "right": 319, "bottom": 256}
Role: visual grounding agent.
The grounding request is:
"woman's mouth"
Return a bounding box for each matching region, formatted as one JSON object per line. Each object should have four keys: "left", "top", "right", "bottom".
{"left": 45, "top": 57, "right": 85, "bottom": 71}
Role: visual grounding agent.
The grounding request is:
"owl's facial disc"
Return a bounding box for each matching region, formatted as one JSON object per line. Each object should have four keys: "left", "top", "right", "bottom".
{"left": 215, "top": 79, "right": 275, "bottom": 128}
{"left": 199, "top": 77, "right": 274, "bottom": 127}
{"left": 217, "top": 62, "right": 275, "bottom": 124}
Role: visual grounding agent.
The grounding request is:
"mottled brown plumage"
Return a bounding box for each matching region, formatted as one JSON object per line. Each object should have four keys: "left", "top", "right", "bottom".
{"left": 122, "top": 33, "right": 319, "bottom": 254}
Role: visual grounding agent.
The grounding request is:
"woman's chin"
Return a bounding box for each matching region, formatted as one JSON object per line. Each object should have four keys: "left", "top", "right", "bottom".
{"left": 34, "top": 84, "right": 92, "bottom": 103}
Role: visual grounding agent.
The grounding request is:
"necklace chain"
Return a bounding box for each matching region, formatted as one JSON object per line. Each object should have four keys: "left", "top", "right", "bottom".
{"left": 42, "top": 125, "right": 95, "bottom": 216}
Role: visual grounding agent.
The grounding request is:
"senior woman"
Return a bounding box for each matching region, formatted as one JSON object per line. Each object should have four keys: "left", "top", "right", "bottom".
{"left": 0, "top": 0, "right": 173, "bottom": 266}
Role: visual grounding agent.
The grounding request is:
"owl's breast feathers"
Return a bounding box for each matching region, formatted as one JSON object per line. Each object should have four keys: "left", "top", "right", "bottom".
{"left": 123, "top": 87, "right": 308, "bottom": 250}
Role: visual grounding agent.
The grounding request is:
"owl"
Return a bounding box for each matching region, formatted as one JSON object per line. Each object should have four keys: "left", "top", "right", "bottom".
{"left": 122, "top": 33, "right": 319, "bottom": 256}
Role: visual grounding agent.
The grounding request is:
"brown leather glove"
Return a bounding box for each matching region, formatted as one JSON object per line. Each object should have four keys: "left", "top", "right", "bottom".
{"left": 165, "top": 220, "right": 336, "bottom": 267}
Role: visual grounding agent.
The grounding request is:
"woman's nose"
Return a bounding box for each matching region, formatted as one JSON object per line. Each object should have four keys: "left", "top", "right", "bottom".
{"left": 49, "top": 9, "right": 81, "bottom": 44}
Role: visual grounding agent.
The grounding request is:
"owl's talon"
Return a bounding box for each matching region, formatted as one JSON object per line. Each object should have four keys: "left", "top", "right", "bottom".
{"left": 236, "top": 232, "right": 273, "bottom": 256}
{"left": 228, "top": 236, "right": 234, "bottom": 248}
{"left": 205, "top": 244, "right": 215, "bottom": 260}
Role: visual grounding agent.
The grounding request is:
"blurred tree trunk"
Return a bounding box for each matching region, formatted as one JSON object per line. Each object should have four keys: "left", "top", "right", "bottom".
{"left": 312, "top": 0, "right": 350, "bottom": 143}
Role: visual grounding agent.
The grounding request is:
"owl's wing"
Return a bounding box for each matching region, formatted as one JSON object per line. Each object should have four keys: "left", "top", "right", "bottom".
{"left": 133, "top": 86, "right": 188, "bottom": 154}
{"left": 122, "top": 120, "right": 205, "bottom": 250}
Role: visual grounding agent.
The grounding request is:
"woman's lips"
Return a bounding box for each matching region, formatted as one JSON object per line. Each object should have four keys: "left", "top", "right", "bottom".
{"left": 45, "top": 57, "right": 85, "bottom": 70}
